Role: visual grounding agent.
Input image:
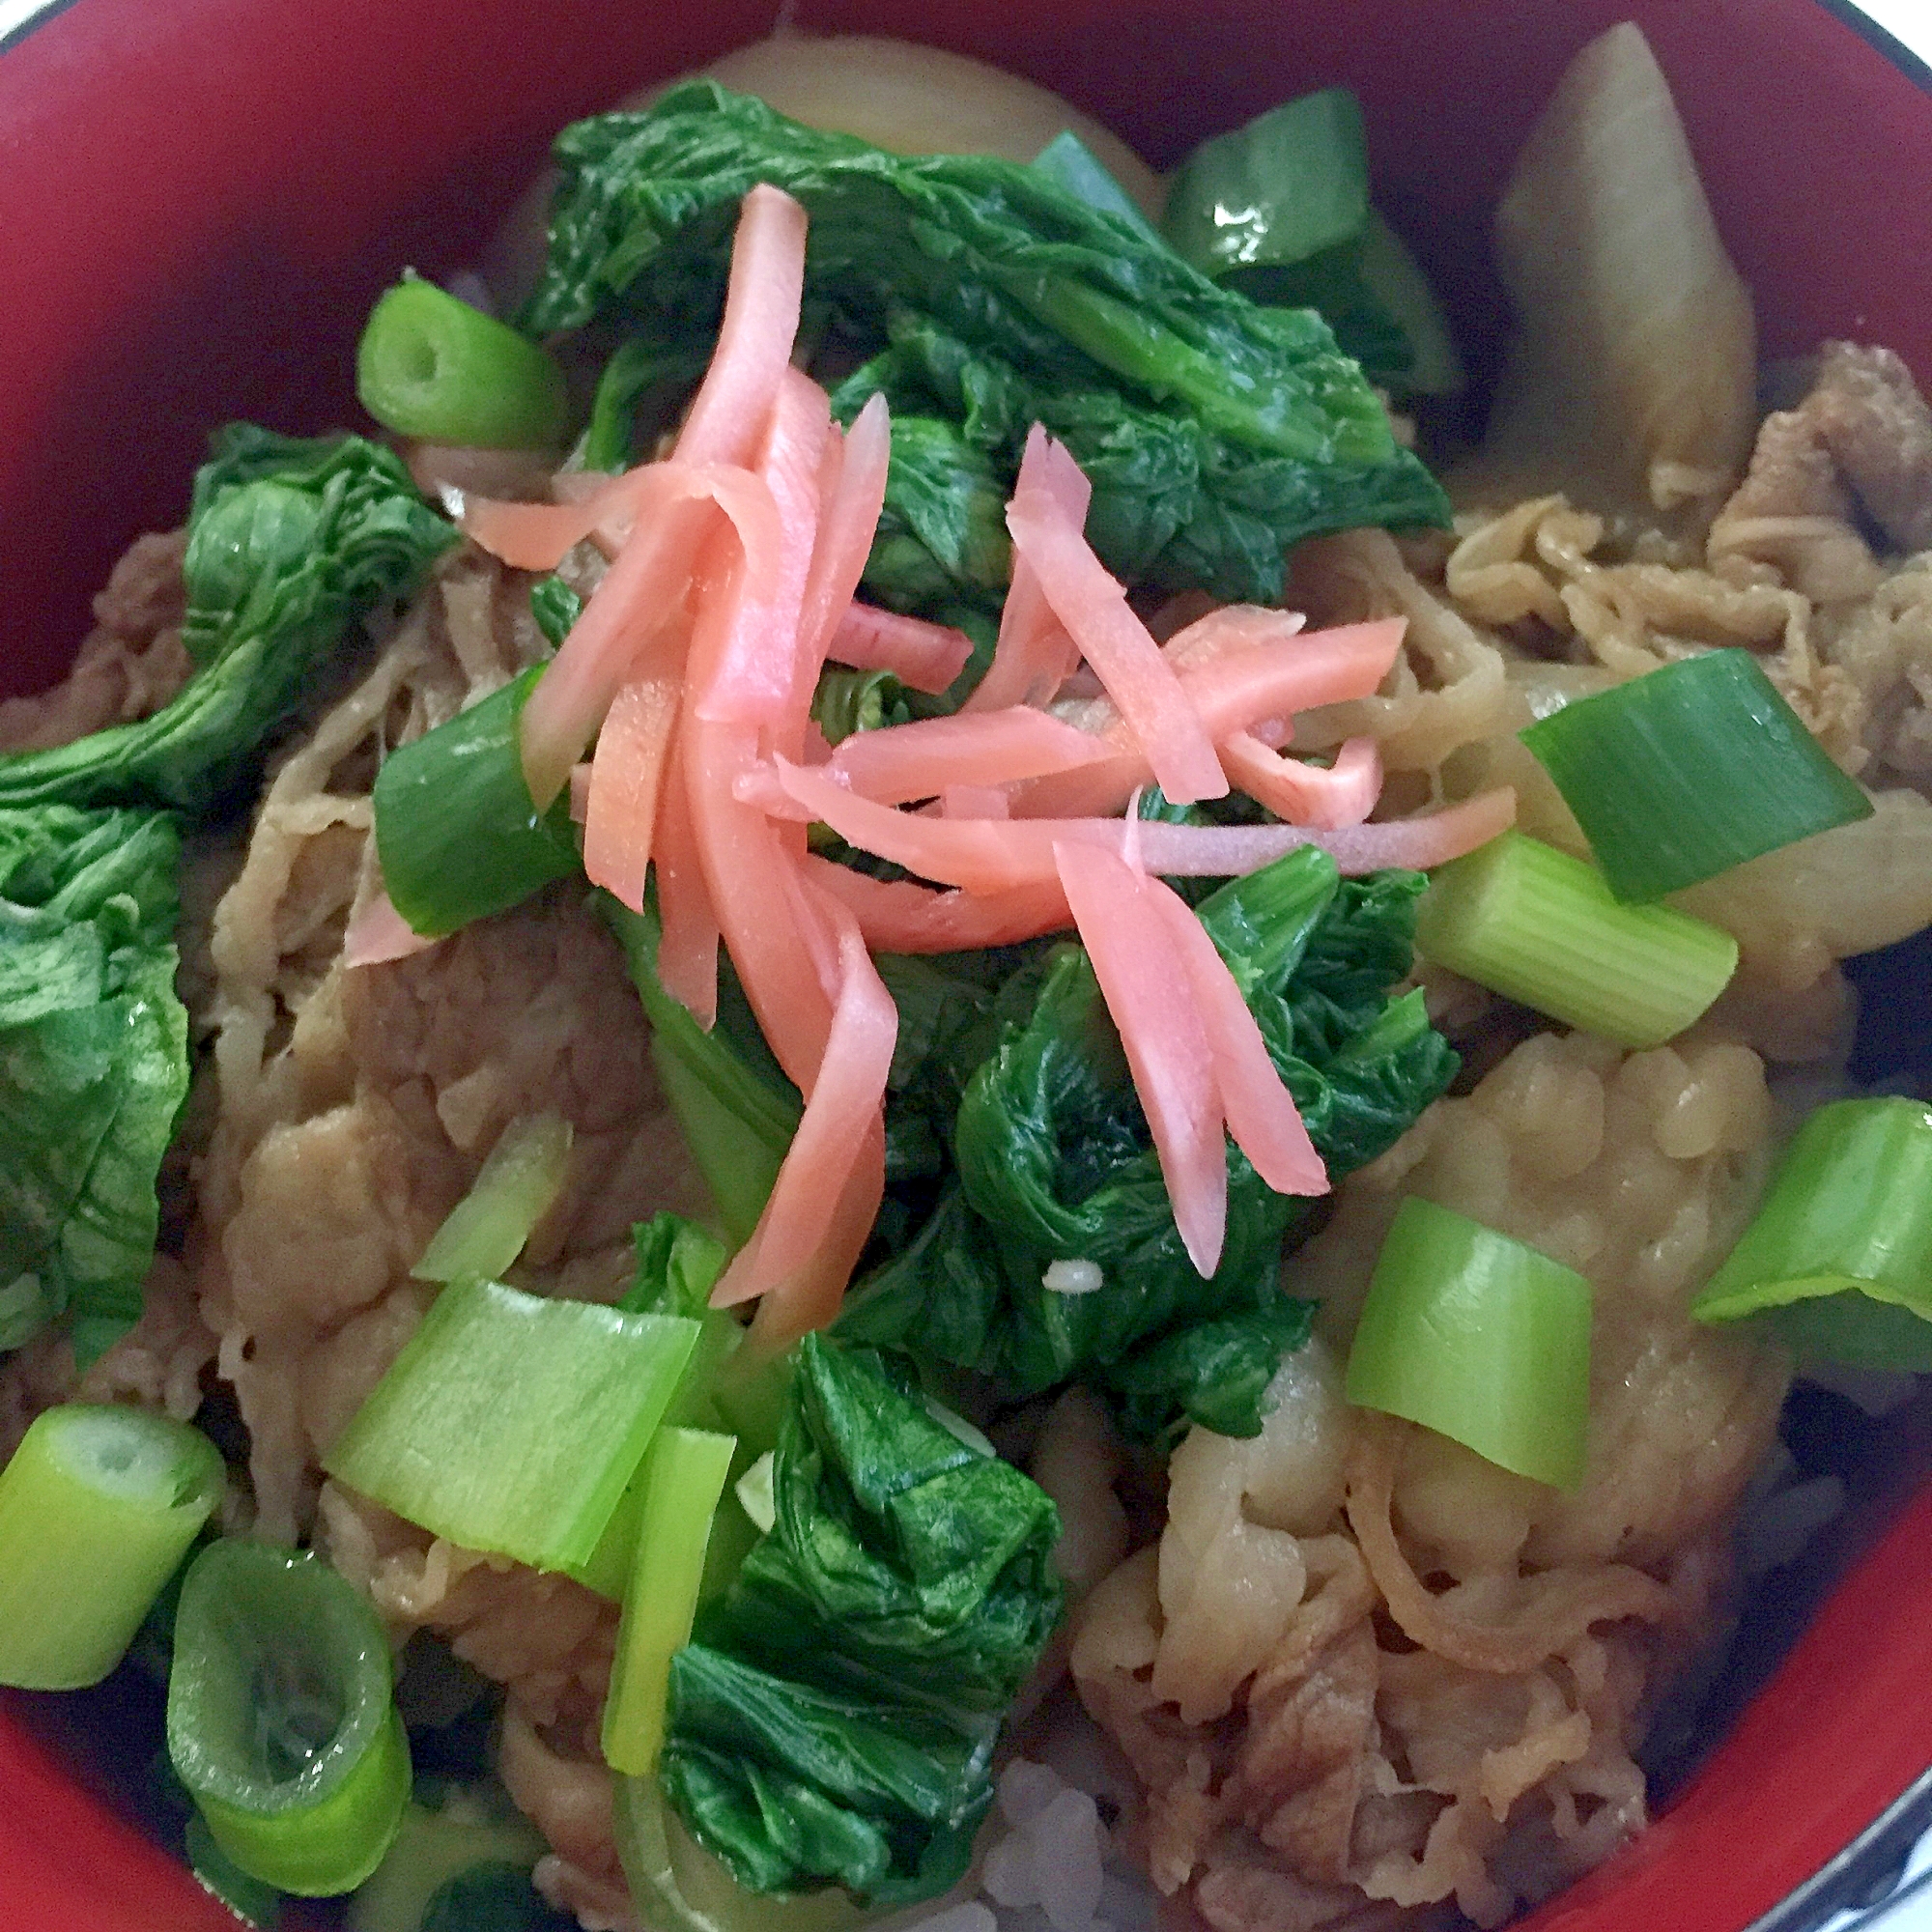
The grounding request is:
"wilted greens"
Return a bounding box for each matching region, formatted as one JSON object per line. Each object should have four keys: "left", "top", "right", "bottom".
{"left": 0, "top": 807, "right": 188, "bottom": 1364}
{"left": 0, "top": 428, "right": 455, "bottom": 816}
{"left": 841, "top": 847, "right": 1457, "bottom": 1442}
{"left": 659, "top": 1335, "right": 1062, "bottom": 1903}
{"left": 520, "top": 81, "right": 1448, "bottom": 617}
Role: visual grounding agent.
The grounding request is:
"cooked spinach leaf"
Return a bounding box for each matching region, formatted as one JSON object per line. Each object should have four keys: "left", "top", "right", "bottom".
{"left": 0, "top": 427, "right": 455, "bottom": 815}
{"left": 660, "top": 1334, "right": 1061, "bottom": 1904}
{"left": 519, "top": 82, "right": 1447, "bottom": 614}
{"left": 0, "top": 806, "right": 189, "bottom": 1364}
{"left": 840, "top": 849, "right": 1457, "bottom": 1441}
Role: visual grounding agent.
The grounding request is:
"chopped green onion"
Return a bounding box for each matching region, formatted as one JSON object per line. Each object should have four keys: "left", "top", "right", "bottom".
{"left": 0, "top": 1403, "right": 223, "bottom": 1690}
{"left": 346, "top": 1796, "right": 547, "bottom": 1932}
{"left": 603, "top": 1427, "right": 738, "bottom": 1776}
{"left": 612, "top": 1774, "right": 865, "bottom": 1932}
{"left": 323, "top": 1276, "right": 698, "bottom": 1574}
{"left": 1693, "top": 1097, "right": 1932, "bottom": 1369}
{"left": 374, "top": 666, "right": 582, "bottom": 938}
{"left": 1162, "top": 88, "right": 1370, "bottom": 275}
{"left": 1345, "top": 1196, "right": 1593, "bottom": 1490}
{"left": 603, "top": 898, "right": 801, "bottom": 1245}
{"left": 412, "top": 1113, "right": 573, "bottom": 1286}
{"left": 733, "top": 1453, "right": 777, "bottom": 1537}
{"left": 1352, "top": 212, "right": 1465, "bottom": 396}
{"left": 571, "top": 1217, "right": 742, "bottom": 1601}
{"left": 1031, "top": 130, "right": 1161, "bottom": 240}
{"left": 187, "top": 1812, "right": 286, "bottom": 1927}
{"left": 168, "top": 1540, "right": 411, "bottom": 1896}
{"left": 1413, "top": 830, "right": 1737, "bottom": 1047}
{"left": 1520, "top": 649, "right": 1874, "bottom": 901}
{"left": 357, "top": 274, "right": 569, "bottom": 450}
{"left": 529, "top": 578, "right": 582, "bottom": 650}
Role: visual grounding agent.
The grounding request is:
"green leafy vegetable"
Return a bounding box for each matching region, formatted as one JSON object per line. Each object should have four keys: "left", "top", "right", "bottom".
{"left": 412, "top": 1113, "right": 574, "bottom": 1286}
{"left": 810, "top": 668, "right": 911, "bottom": 749}
{"left": 0, "top": 428, "right": 456, "bottom": 815}
{"left": 519, "top": 82, "right": 1447, "bottom": 613}
{"left": 420, "top": 1864, "right": 577, "bottom": 1932}
{"left": 0, "top": 805, "right": 189, "bottom": 1362}
{"left": 529, "top": 578, "right": 583, "bottom": 649}
{"left": 840, "top": 850, "right": 1457, "bottom": 1440}
{"left": 603, "top": 896, "right": 802, "bottom": 1245}
{"left": 583, "top": 336, "right": 710, "bottom": 472}
{"left": 659, "top": 1335, "right": 1062, "bottom": 1904}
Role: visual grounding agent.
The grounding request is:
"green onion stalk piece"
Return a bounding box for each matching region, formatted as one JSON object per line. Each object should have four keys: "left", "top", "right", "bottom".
{"left": 412, "top": 1113, "right": 574, "bottom": 1287}
{"left": 324, "top": 1276, "right": 698, "bottom": 1575}
{"left": 357, "top": 273, "right": 570, "bottom": 450}
{"left": 574, "top": 1219, "right": 740, "bottom": 1601}
{"left": 0, "top": 1403, "right": 223, "bottom": 1690}
{"left": 612, "top": 1774, "right": 864, "bottom": 1932}
{"left": 1414, "top": 830, "right": 1738, "bottom": 1048}
{"left": 1345, "top": 1196, "right": 1593, "bottom": 1490}
{"left": 374, "top": 665, "right": 582, "bottom": 938}
{"left": 187, "top": 1812, "right": 286, "bottom": 1929}
{"left": 1519, "top": 649, "right": 1874, "bottom": 902}
{"left": 603, "top": 1427, "right": 738, "bottom": 1777}
{"left": 603, "top": 898, "right": 802, "bottom": 1245}
{"left": 1693, "top": 1097, "right": 1932, "bottom": 1369}
{"left": 346, "top": 1795, "right": 548, "bottom": 1932}
{"left": 1030, "top": 130, "right": 1161, "bottom": 240}
{"left": 167, "top": 1541, "right": 412, "bottom": 1896}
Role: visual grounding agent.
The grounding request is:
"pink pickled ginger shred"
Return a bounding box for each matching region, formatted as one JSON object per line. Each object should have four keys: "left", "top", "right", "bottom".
{"left": 343, "top": 890, "right": 440, "bottom": 969}
{"left": 673, "top": 185, "right": 810, "bottom": 469}
{"left": 798, "top": 394, "right": 893, "bottom": 672}
{"left": 1149, "top": 882, "right": 1327, "bottom": 1199}
{"left": 964, "top": 424, "right": 1091, "bottom": 713}
{"left": 1220, "top": 731, "right": 1384, "bottom": 830}
{"left": 712, "top": 909, "right": 898, "bottom": 1312}
{"left": 825, "top": 604, "right": 976, "bottom": 695}
{"left": 1055, "top": 843, "right": 1227, "bottom": 1275}
{"left": 826, "top": 705, "right": 1115, "bottom": 805}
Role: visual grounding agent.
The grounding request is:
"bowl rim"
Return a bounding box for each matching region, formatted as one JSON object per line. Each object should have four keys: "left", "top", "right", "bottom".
{"left": 0, "top": 2, "right": 1929, "bottom": 1929}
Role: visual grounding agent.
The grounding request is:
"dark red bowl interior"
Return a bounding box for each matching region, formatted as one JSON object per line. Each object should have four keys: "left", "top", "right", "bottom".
{"left": 1, "top": 1, "right": 1929, "bottom": 1928}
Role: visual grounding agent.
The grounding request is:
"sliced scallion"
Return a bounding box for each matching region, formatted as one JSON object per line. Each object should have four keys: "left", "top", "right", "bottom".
{"left": 357, "top": 274, "right": 569, "bottom": 451}
{"left": 1345, "top": 1196, "right": 1593, "bottom": 1491}
{"left": 602, "top": 1427, "right": 738, "bottom": 1777}
{"left": 375, "top": 666, "right": 582, "bottom": 939}
{"left": 1031, "top": 130, "right": 1161, "bottom": 240}
{"left": 345, "top": 1795, "right": 547, "bottom": 1932}
{"left": 0, "top": 1403, "right": 223, "bottom": 1690}
{"left": 412, "top": 1113, "right": 574, "bottom": 1287}
{"left": 1692, "top": 1097, "right": 1932, "bottom": 1369}
{"left": 323, "top": 1276, "right": 698, "bottom": 1574}
{"left": 168, "top": 1540, "right": 411, "bottom": 1896}
{"left": 1519, "top": 649, "right": 1873, "bottom": 901}
{"left": 1413, "top": 830, "right": 1737, "bottom": 1047}
{"left": 186, "top": 1812, "right": 285, "bottom": 1929}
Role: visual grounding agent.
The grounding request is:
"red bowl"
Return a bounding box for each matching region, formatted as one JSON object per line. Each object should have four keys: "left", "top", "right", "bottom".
{"left": 1, "top": 2, "right": 1929, "bottom": 1928}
